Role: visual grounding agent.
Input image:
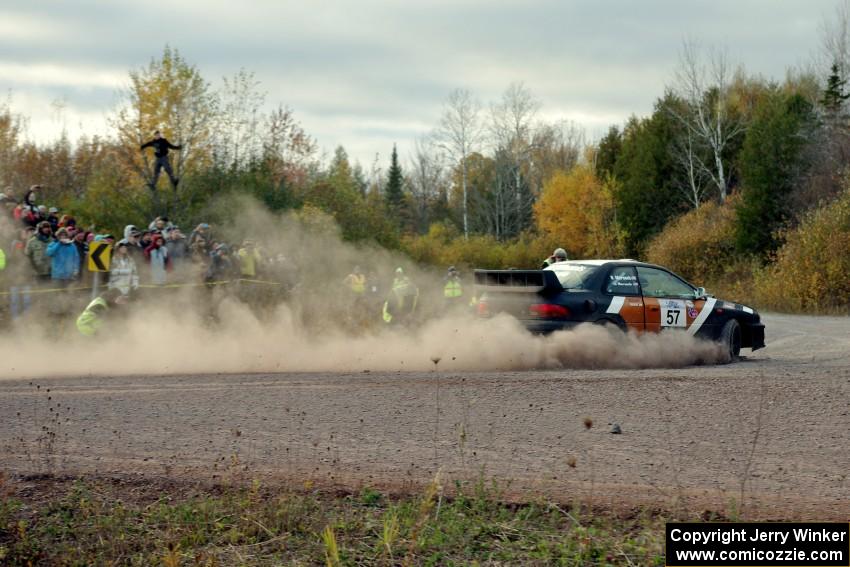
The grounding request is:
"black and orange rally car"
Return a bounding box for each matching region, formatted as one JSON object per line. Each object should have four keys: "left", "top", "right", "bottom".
{"left": 474, "top": 260, "right": 765, "bottom": 359}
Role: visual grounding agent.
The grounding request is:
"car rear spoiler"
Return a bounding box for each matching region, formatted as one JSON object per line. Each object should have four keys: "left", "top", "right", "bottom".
{"left": 474, "top": 269, "right": 563, "bottom": 294}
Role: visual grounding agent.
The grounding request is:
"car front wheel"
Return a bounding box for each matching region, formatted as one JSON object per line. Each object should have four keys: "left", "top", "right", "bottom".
{"left": 719, "top": 318, "right": 742, "bottom": 361}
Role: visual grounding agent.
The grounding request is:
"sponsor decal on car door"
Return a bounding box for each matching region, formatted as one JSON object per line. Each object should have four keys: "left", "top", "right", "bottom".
{"left": 606, "top": 297, "right": 646, "bottom": 332}
{"left": 604, "top": 266, "right": 645, "bottom": 332}
{"left": 637, "top": 266, "right": 713, "bottom": 334}
{"left": 644, "top": 297, "right": 711, "bottom": 333}
{"left": 686, "top": 297, "right": 716, "bottom": 336}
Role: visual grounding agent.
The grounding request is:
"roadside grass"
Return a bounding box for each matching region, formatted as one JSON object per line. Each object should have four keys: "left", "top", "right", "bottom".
{"left": 0, "top": 474, "right": 667, "bottom": 566}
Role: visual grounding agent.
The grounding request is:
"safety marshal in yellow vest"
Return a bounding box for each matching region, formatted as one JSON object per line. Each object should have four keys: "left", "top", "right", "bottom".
{"left": 443, "top": 266, "right": 463, "bottom": 300}
{"left": 76, "top": 289, "right": 127, "bottom": 337}
{"left": 383, "top": 267, "right": 418, "bottom": 324}
{"left": 344, "top": 266, "right": 366, "bottom": 294}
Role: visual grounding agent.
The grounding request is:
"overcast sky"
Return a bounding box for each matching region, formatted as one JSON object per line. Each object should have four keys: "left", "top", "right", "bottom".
{"left": 0, "top": 0, "right": 837, "bottom": 168}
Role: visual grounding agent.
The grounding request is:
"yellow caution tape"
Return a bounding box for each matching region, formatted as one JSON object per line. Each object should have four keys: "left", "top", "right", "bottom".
{"left": 137, "top": 280, "right": 229, "bottom": 289}
{"left": 0, "top": 285, "right": 93, "bottom": 296}
{"left": 0, "top": 278, "right": 283, "bottom": 296}
{"left": 234, "top": 278, "right": 283, "bottom": 286}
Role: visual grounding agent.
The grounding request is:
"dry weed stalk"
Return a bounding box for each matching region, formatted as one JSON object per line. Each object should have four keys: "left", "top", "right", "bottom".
{"left": 378, "top": 509, "right": 400, "bottom": 563}
{"left": 322, "top": 525, "right": 340, "bottom": 567}
{"left": 737, "top": 371, "right": 768, "bottom": 517}
{"left": 403, "top": 469, "right": 443, "bottom": 566}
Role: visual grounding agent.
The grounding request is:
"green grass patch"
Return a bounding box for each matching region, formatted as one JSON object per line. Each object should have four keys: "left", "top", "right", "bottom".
{"left": 0, "top": 474, "right": 667, "bottom": 565}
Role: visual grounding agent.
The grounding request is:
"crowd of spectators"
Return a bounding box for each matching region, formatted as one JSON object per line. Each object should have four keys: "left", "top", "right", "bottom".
{"left": 0, "top": 184, "right": 462, "bottom": 332}
{"left": 0, "top": 184, "right": 286, "bottom": 322}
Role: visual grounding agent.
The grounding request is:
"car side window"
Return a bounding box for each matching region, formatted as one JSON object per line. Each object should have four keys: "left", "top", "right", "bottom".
{"left": 604, "top": 266, "right": 640, "bottom": 295}
{"left": 636, "top": 267, "right": 695, "bottom": 298}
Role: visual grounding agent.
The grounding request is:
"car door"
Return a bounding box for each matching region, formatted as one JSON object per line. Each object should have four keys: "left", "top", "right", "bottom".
{"left": 602, "top": 266, "right": 645, "bottom": 332}
{"left": 636, "top": 266, "right": 707, "bottom": 333}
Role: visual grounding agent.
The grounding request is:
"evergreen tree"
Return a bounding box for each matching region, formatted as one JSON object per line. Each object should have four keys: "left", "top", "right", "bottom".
{"left": 385, "top": 144, "right": 404, "bottom": 213}
{"left": 596, "top": 125, "right": 622, "bottom": 179}
{"left": 613, "top": 95, "right": 689, "bottom": 256}
{"left": 736, "top": 90, "right": 816, "bottom": 255}
{"left": 821, "top": 62, "right": 849, "bottom": 114}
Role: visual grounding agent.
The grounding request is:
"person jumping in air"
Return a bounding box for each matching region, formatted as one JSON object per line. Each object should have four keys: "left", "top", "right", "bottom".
{"left": 140, "top": 130, "right": 182, "bottom": 189}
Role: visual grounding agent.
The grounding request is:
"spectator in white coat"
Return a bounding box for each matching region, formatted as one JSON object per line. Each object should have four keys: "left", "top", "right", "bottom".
{"left": 108, "top": 241, "right": 139, "bottom": 295}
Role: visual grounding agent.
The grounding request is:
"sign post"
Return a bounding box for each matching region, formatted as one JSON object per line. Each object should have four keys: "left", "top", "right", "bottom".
{"left": 87, "top": 242, "right": 112, "bottom": 300}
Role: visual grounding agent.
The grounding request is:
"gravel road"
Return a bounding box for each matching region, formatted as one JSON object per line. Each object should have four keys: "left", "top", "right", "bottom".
{"left": 1, "top": 313, "right": 848, "bottom": 519}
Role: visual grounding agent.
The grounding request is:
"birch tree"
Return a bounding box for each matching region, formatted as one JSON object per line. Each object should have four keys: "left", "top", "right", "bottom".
{"left": 662, "top": 92, "right": 711, "bottom": 208}
{"left": 217, "top": 68, "right": 265, "bottom": 169}
{"left": 473, "top": 148, "right": 535, "bottom": 240}
{"left": 489, "top": 82, "right": 540, "bottom": 232}
{"left": 435, "top": 88, "right": 483, "bottom": 238}
{"left": 490, "top": 82, "right": 540, "bottom": 179}
{"left": 818, "top": 0, "right": 850, "bottom": 80}
{"left": 670, "top": 42, "right": 745, "bottom": 202}
{"left": 671, "top": 126, "right": 711, "bottom": 208}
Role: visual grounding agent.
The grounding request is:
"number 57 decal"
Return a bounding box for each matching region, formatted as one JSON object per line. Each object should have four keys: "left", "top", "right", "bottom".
{"left": 660, "top": 299, "right": 687, "bottom": 327}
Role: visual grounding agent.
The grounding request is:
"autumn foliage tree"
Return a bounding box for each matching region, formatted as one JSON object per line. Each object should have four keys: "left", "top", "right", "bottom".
{"left": 533, "top": 164, "right": 623, "bottom": 259}
{"left": 111, "top": 45, "right": 217, "bottom": 215}
{"left": 0, "top": 100, "right": 23, "bottom": 190}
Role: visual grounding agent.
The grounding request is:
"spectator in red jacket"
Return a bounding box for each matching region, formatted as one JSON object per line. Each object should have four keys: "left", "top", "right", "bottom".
{"left": 144, "top": 232, "right": 170, "bottom": 285}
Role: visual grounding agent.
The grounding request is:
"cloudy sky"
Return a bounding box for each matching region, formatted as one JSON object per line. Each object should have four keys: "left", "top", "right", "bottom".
{"left": 0, "top": 0, "right": 837, "bottom": 167}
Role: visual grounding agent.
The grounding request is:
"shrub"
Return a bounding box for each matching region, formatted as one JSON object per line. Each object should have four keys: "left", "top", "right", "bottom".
{"left": 754, "top": 187, "right": 850, "bottom": 312}
{"left": 401, "top": 223, "right": 555, "bottom": 270}
{"left": 645, "top": 197, "right": 739, "bottom": 283}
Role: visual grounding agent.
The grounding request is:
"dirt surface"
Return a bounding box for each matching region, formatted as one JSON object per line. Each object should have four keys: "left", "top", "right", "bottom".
{"left": 1, "top": 313, "right": 848, "bottom": 520}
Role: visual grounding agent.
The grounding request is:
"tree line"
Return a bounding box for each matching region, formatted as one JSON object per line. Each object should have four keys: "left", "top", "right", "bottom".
{"left": 2, "top": 6, "right": 850, "bottom": 312}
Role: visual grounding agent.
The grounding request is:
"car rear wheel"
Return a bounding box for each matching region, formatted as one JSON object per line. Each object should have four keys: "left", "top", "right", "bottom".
{"left": 719, "top": 318, "right": 742, "bottom": 361}
{"left": 593, "top": 317, "right": 626, "bottom": 333}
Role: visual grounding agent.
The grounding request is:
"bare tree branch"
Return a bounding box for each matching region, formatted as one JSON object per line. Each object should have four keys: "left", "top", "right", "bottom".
{"left": 819, "top": 0, "right": 850, "bottom": 79}
{"left": 488, "top": 82, "right": 541, "bottom": 234}
{"left": 669, "top": 41, "right": 745, "bottom": 202}
{"left": 407, "top": 135, "right": 445, "bottom": 233}
{"left": 434, "top": 88, "right": 484, "bottom": 239}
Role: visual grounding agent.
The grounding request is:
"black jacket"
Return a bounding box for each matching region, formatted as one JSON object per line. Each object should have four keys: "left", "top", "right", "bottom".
{"left": 140, "top": 137, "right": 181, "bottom": 158}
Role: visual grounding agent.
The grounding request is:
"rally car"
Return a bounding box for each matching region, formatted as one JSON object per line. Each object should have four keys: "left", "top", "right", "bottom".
{"left": 474, "top": 259, "right": 765, "bottom": 359}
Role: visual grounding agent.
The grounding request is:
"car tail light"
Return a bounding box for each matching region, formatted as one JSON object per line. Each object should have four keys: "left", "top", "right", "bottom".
{"left": 530, "top": 303, "right": 570, "bottom": 318}
{"left": 477, "top": 299, "right": 490, "bottom": 317}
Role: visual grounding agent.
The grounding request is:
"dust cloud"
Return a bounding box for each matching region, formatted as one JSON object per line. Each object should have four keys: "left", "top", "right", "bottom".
{"left": 0, "top": 198, "right": 727, "bottom": 378}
